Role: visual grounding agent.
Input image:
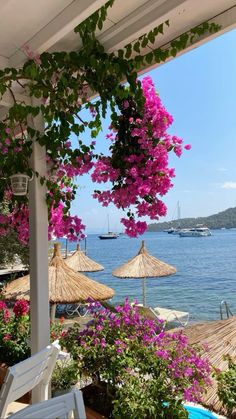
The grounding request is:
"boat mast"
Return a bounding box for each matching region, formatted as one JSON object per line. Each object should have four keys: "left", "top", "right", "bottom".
{"left": 177, "top": 201, "right": 181, "bottom": 228}
{"left": 107, "top": 214, "right": 110, "bottom": 233}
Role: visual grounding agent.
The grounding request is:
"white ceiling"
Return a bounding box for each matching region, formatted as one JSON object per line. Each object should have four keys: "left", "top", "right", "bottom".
{"left": 0, "top": 0, "right": 235, "bottom": 69}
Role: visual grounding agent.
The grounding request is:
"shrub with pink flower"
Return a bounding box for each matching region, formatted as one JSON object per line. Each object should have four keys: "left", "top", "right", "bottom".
{"left": 0, "top": 300, "right": 30, "bottom": 366}
{"left": 92, "top": 77, "right": 190, "bottom": 237}
{"left": 13, "top": 299, "right": 29, "bottom": 317}
{"left": 61, "top": 299, "right": 210, "bottom": 418}
{"left": 0, "top": 299, "right": 65, "bottom": 366}
{"left": 0, "top": 74, "right": 190, "bottom": 242}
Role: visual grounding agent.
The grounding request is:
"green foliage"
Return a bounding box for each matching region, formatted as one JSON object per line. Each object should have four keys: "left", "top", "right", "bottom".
{"left": 0, "top": 300, "right": 65, "bottom": 366}
{"left": 113, "top": 373, "right": 188, "bottom": 419}
{"left": 0, "top": 0, "right": 221, "bottom": 218}
{"left": 51, "top": 359, "right": 79, "bottom": 391}
{"left": 61, "top": 300, "right": 211, "bottom": 418}
{"left": 0, "top": 231, "right": 29, "bottom": 268}
{"left": 216, "top": 357, "right": 236, "bottom": 415}
{"left": 0, "top": 201, "right": 29, "bottom": 268}
{"left": 0, "top": 301, "right": 30, "bottom": 366}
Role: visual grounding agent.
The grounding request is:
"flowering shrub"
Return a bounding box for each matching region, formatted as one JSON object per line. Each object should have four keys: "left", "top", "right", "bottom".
{"left": 0, "top": 300, "right": 30, "bottom": 366}
{"left": 61, "top": 299, "right": 211, "bottom": 418}
{"left": 0, "top": 76, "right": 189, "bottom": 241}
{"left": 92, "top": 77, "right": 191, "bottom": 236}
{"left": 51, "top": 359, "right": 79, "bottom": 392}
{"left": 0, "top": 300, "right": 65, "bottom": 366}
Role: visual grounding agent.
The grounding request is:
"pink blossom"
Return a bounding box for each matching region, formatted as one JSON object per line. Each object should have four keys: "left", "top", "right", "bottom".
{"left": 3, "top": 334, "right": 11, "bottom": 341}
{"left": 13, "top": 300, "right": 29, "bottom": 317}
{"left": 0, "top": 301, "right": 7, "bottom": 311}
{"left": 184, "top": 144, "right": 192, "bottom": 150}
{"left": 91, "top": 76, "right": 190, "bottom": 237}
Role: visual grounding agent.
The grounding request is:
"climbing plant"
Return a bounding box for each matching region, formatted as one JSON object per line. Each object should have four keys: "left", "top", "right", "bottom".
{"left": 0, "top": 0, "right": 220, "bottom": 242}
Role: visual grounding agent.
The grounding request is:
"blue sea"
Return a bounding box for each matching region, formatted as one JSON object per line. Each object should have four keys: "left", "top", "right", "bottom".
{"left": 64, "top": 229, "right": 236, "bottom": 323}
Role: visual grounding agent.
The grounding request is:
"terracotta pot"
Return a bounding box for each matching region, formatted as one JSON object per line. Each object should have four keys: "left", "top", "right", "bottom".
{"left": 85, "top": 406, "right": 107, "bottom": 419}
{"left": 81, "top": 383, "right": 112, "bottom": 418}
{"left": 0, "top": 363, "right": 31, "bottom": 404}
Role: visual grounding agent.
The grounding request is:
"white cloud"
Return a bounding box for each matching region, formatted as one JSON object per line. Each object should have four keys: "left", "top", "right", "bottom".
{"left": 217, "top": 167, "right": 227, "bottom": 172}
{"left": 221, "top": 182, "right": 236, "bottom": 189}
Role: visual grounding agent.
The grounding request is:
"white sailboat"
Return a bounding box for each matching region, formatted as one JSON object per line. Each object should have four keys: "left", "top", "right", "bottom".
{"left": 167, "top": 201, "right": 182, "bottom": 234}
{"left": 98, "top": 215, "right": 119, "bottom": 240}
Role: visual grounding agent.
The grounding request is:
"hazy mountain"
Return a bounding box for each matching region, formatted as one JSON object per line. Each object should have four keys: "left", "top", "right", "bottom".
{"left": 148, "top": 207, "right": 236, "bottom": 232}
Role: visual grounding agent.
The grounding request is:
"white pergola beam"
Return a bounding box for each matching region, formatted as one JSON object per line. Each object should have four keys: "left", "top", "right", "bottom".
{"left": 0, "top": 55, "right": 9, "bottom": 69}
{"left": 9, "top": 0, "right": 108, "bottom": 68}
{"left": 135, "top": 4, "right": 236, "bottom": 75}
{"left": 100, "top": 2, "right": 236, "bottom": 56}
{"left": 100, "top": 0, "right": 186, "bottom": 51}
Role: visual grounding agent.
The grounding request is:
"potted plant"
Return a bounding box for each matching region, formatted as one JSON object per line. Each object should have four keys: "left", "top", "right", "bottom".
{"left": 0, "top": 299, "right": 30, "bottom": 369}
{"left": 60, "top": 299, "right": 212, "bottom": 418}
{"left": 0, "top": 299, "right": 31, "bottom": 402}
{"left": 51, "top": 358, "right": 79, "bottom": 397}
{"left": 0, "top": 299, "right": 64, "bottom": 387}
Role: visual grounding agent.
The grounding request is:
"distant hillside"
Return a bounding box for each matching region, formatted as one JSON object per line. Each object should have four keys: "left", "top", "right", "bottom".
{"left": 148, "top": 207, "right": 236, "bottom": 232}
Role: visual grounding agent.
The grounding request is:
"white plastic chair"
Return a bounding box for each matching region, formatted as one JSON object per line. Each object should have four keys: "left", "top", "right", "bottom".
{"left": 0, "top": 341, "right": 60, "bottom": 418}
{"left": 65, "top": 303, "right": 89, "bottom": 317}
{"left": 8, "top": 389, "right": 86, "bottom": 419}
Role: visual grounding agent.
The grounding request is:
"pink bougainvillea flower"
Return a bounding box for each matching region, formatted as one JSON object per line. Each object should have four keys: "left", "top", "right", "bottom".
{"left": 13, "top": 300, "right": 29, "bottom": 317}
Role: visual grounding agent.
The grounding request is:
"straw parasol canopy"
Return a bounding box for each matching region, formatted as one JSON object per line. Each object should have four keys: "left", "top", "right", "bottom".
{"left": 65, "top": 243, "right": 104, "bottom": 272}
{"left": 3, "top": 243, "right": 114, "bottom": 314}
{"left": 112, "top": 240, "right": 176, "bottom": 305}
{"left": 178, "top": 316, "right": 236, "bottom": 416}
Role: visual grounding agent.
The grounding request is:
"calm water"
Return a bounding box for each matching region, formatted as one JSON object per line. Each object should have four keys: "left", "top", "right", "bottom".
{"left": 64, "top": 230, "right": 236, "bottom": 323}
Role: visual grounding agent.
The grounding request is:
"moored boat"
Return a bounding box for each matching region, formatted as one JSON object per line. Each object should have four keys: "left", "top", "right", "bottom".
{"left": 179, "top": 225, "right": 212, "bottom": 237}
{"left": 98, "top": 232, "right": 119, "bottom": 240}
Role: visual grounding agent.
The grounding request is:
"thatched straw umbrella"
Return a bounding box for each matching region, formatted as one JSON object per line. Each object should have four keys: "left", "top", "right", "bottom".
{"left": 3, "top": 243, "right": 114, "bottom": 319}
{"left": 65, "top": 243, "right": 104, "bottom": 272}
{"left": 112, "top": 240, "right": 176, "bottom": 306}
{"left": 179, "top": 316, "right": 236, "bottom": 416}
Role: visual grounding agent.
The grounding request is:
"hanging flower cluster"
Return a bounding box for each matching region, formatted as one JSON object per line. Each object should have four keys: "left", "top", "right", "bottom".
{"left": 92, "top": 77, "right": 191, "bottom": 236}
{"left": 0, "top": 76, "right": 190, "bottom": 242}
{"left": 0, "top": 1, "right": 217, "bottom": 243}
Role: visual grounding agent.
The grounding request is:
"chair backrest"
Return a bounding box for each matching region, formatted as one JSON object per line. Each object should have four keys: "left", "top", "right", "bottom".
{"left": 9, "top": 389, "right": 86, "bottom": 419}
{"left": 0, "top": 341, "right": 60, "bottom": 418}
{"left": 137, "top": 305, "right": 159, "bottom": 321}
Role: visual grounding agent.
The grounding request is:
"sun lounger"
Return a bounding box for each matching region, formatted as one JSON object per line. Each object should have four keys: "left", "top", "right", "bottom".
{"left": 136, "top": 304, "right": 189, "bottom": 327}
{"left": 65, "top": 303, "right": 89, "bottom": 317}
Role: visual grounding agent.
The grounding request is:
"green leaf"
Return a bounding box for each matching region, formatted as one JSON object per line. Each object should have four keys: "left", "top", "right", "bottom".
{"left": 141, "top": 37, "right": 148, "bottom": 48}
{"left": 148, "top": 31, "right": 155, "bottom": 44}
{"left": 145, "top": 52, "right": 154, "bottom": 64}
{"left": 170, "top": 48, "right": 177, "bottom": 57}
{"left": 125, "top": 44, "right": 132, "bottom": 59}
{"left": 133, "top": 42, "right": 140, "bottom": 53}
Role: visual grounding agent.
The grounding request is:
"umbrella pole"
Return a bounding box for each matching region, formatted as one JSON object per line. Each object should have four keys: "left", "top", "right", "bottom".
{"left": 50, "top": 303, "right": 57, "bottom": 321}
{"left": 142, "top": 277, "right": 146, "bottom": 306}
{"left": 65, "top": 238, "right": 68, "bottom": 258}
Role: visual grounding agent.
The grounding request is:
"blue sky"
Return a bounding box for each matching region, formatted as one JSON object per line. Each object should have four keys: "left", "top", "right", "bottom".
{"left": 71, "top": 28, "right": 236, "bottom": 233}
